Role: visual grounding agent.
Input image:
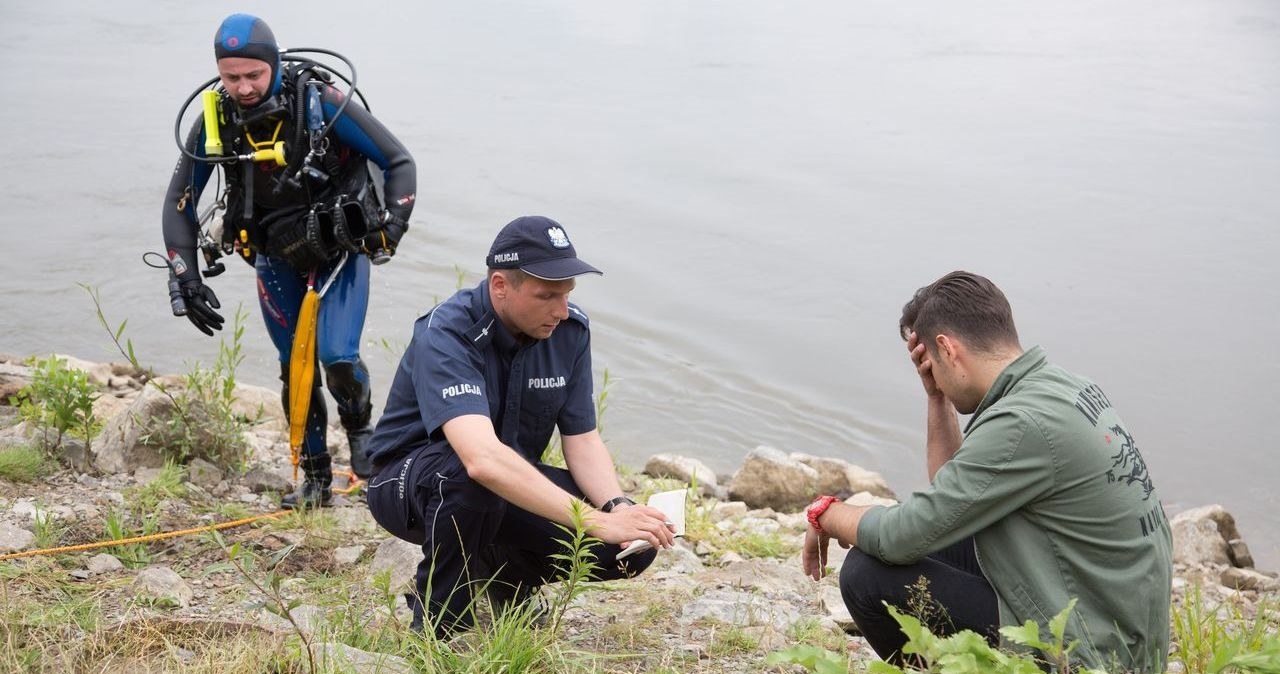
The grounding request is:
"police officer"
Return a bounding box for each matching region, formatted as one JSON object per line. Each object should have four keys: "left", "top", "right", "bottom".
{"left": 161, "top": 14, "right": 416, "bottom": 508}
{"left": 366, "top": 216, "right": 675, "bottom": 636}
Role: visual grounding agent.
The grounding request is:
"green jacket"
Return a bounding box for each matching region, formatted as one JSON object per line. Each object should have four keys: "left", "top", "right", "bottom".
{"left": 858, "top": 347, "right": 1172, "bottom": 673}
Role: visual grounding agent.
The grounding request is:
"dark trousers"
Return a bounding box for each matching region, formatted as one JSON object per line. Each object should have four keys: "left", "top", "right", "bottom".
{"left": 839, "top": 537, "right": 999, "bottom": 664}
{"left": 366, "top": 443, "right": 657, "bottom": 637}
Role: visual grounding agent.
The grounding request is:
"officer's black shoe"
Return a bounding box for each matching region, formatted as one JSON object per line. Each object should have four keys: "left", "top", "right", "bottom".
{"left": 282, "top": 454, "right": 333, "bottom": 509}
{"left": 348, "top": 427, "right": 374, "bottom": 480}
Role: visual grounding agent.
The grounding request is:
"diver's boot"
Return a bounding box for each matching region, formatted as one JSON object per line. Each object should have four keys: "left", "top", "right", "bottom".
{"left": 282, "top": 454, "right": 333, "bottom": 509}
{"left": 347, "top": 426, "right": 374, "bottom": 480}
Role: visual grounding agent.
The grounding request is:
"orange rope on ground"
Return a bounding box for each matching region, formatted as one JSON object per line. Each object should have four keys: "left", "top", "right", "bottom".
{"left": 0, "top": 510, "right": 288, "bottom": 562}
{"left": 0, "top": 473, "right": 364, "bottom": 563}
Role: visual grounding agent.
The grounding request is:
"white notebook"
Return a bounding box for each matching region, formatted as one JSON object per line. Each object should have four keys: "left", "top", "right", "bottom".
{"left": 615, "top": 488, "right": 687, "bottom": 560}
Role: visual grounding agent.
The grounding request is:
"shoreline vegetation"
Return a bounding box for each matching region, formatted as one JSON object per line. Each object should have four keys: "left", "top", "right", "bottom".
{"left": 1, "top": 350, "right": 1277, "bottom": 673}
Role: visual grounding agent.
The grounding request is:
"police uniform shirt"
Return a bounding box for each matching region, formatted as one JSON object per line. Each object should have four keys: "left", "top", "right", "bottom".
{"left": 367, "top": 281, "right": 597, "bottom": 466}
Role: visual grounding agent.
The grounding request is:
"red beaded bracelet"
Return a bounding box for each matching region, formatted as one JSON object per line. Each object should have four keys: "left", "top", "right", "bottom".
{"left": 806, "top": 495, "right": 840, "bottom": 535}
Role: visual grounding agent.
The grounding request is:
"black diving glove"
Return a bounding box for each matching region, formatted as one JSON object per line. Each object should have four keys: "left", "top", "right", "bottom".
{"left": 365, "top": 212, "right": 407, "bottom": 265}
{"left": 179, "top": 277, "right": 225, "bottom": 336}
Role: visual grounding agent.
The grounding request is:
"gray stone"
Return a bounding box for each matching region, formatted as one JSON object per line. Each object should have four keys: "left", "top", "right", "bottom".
{"left": 649, "top": 541, "right": 705, "bottom": 576}
{"left": 53, "top": 354, "right": 114, "bottom": 387}
{"left": 133, "top": 566, "right": 194, "bottom": 608}
{"left": 241, "top": 463, "right": 292, "bottom": 494}
{"left": 845, "top": 491, "right": 898, "bottom": 508}
{"left": 1171, "top": 504, "right": 1242, "bottom": 542}
{"left": 793, "top": 453, "right": 897, "bottom": 500}
{"left": 310, "top": 642, "right": 414, "bottom": 674}
{"left": 711, "top": 501, "right": 749, "bottom": 522}
{"left": 719, "top": 551, "right": 745, "bottom": 566}
{"left": 1227, "top": 539, "right": 1255, "bottom": 569}
{"left": 59, "top": 436, "right": 93, "bottom": 473}
{"left": 87, "top": 553, "right": 124, "bottom": 575}
{"left": 93, "top": 384, "right": 173, "bottom": 474}
{"left": 679, "top": 588, "right": 802, "bottom": 630}
{"left": 0, "top": 521, "right": 35, "bottom": 553}
{"left": 1172, "top": 518, "right": 1231, "bottom": 567}
{"left": 334, "top": 545, "right": 365, "bottom": 566}
{"left": 369, "top": 537, "right": 420, "bottom": 593}
{"left": 231, "top": 383, "right": 286, "bottom": 432}
{"left": 134, "top": 466, "right": 165, "bottom": 485}
{"left": 698, "top": 558, "right": 813, "bottom": 597}
{"left": 1220, "top": 567, "right": 1280, "bottom": 593}
{"left": 187, "top": 458, "right": 224, "bottom": 489}
{"left": 330, "top": 506, "right": 375, "bottom": 534}
{"left": 719, "top": 516, "right": 779, "bottom": 537}
{"left": 819, "top": 581, "right": 855, "bottom": 631}
{"left": 728, "top": 446, "right": 820, "bottom": 512}
{"left": 288, "top": 605, "right": 326, "bottom": 636}
{"left": 644, "top": 453, "right": 719, "bottom": 495}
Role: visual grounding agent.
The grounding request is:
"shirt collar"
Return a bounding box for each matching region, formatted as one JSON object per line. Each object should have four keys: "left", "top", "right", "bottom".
{"left": 464, "top": 281, "right": 520, "bottom": 354}
{"left": 965, "top": 345, "right": 1046, "bottom": 431}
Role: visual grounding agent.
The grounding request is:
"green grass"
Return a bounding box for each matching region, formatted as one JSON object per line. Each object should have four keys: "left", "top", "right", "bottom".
{"left": 0, "top": 444, "right": 48, "bottom": 483}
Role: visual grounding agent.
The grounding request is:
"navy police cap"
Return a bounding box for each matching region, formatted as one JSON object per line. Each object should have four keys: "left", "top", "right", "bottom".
{"left": 487, "top": 216, "right": 602, "bottom": 281}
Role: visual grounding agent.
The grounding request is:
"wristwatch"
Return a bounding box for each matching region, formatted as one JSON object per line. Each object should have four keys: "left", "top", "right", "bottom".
{"left": 806, "top": 495, "right": 840, "bottom": 535}
{"left": 600, "top": 495, "right": 636, "bottom": 513}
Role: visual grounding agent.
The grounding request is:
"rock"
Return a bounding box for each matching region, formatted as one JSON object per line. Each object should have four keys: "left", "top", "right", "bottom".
{"left": 369, "top": 537, "right": 420, "bottom": 593}
{"left": 330, "top": 506, "right": 374, "bottom": 534}
{"left": 650, "top": 541, "right": 705, "bottom": 576}
{"left": 698, "top": 558, "right": 813, "bottom": 597}
{"left": 679, "top": 588, "right": 801, "bottom": 630}
{"left": 644, "top": 454, "right": 719, "bottom": 495}
{"left": 309, "top": 642, "right": 414, "bottom": 674}
{"left": 1173, "top": 519, "right": 1231, "bottom": 567}
{"left": 719, "top": 551, "right": 745, "bottom": 566}
{"left": 93, "top": 384, "right": 173, "bottom": 474}
{"left": 54, "top": 436, "right": 92, "bottom": 473}
{"left": 728, "top": 446, "right": 820, "bottom": 512}
{"left": 230, "top": 382, "right": 286, "bottom": 431}
{"left": 51, "top": 355, "right": 115, "bottom": 387}
{"left": 187, "top": 458, "right": 224, "bottom": 489}
{"left": 718, "top": 517, "right": 779, "bottom": 536}
{"left": 241, "top": 463, "right": 292, "bottom": 494}
{"left": 1228, "top": 539, "right": 1255, "bottom": 569}
{"left": 134, "top": 566, "right": 194, "bottom": 608}
{"left": 711, "top": 501, "right": 749, "bottom": 522}
{"left": 819, "top": 582, "right": 855, "bottom": 631}
{"left": 845, "top": 491, "right": 898, "bottom": 508}
{"left": 334, "top": 545, "right": 365, "bottom": 566}
{"left": 793, "top": 453, "right": 896, "bottom": 500}
{"left": 0, "top": 521, "right": 35, "bottom": 553}
{"left": 1220, "top": 567, "right": 1280, "bottom": 593}
{"left": 134, "top": 466, "right": 165, "bottom": 485}
{"left": 88, "top": 553, "right": 124, "bottom": 575}
{"left": 287, "top": 605, "right": 326, "bottom": 636}
{"left": 1172, "top": 504, "right": 1242, "bottom": 542}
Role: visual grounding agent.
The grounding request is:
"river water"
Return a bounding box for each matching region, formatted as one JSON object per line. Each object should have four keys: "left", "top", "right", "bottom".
{"left": 1, "top": 1, "right": 1276, "bottom": 567}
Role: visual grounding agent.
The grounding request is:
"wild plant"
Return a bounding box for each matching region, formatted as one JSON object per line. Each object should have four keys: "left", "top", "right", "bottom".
{"left": 545, "top": 499, "right": 603, "bottom": 635}
{"left": 207, "top": 530, "right": 317, "bottom": 674}
{"left": 103, "top": 506, "right": 158, "bottom": 567}
{"left": 11, "top": 355, "right": 99, "bottom": 457}
{"left": 1171, "top": 583, "right": 1280, "bottom": 674}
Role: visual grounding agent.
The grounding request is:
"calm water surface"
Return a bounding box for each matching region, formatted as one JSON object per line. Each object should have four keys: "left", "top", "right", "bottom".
{"left": 0, "top": 1, "right": 1276, "bottom": 566}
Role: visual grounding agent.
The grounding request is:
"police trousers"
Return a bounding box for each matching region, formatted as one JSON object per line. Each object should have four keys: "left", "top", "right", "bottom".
{"left": 366, "top": 442, "right": 657, "bottom": 637}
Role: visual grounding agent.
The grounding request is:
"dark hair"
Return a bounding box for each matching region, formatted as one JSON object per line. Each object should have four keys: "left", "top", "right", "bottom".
{"left": 899, "top": 271, "right": 1020, "bottom": 355}
{"left": 487, "top": 267, "right": 529, "bottom": 287}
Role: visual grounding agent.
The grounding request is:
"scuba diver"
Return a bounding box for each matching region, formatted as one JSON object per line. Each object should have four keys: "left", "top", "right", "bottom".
{"left": 161, "top": 14, "right": 417, "bottom": 508}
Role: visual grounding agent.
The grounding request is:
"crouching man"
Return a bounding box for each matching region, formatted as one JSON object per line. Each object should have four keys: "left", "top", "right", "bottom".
{"left": 366, "top": 215, "right": 675, "bottom": 636}
{"left": 803, "top": 271, "right": 1171, "bottom": 673}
